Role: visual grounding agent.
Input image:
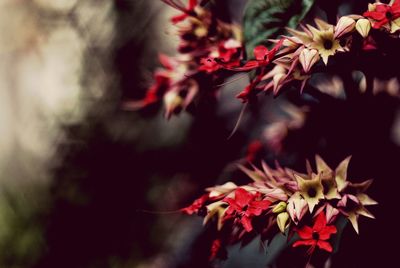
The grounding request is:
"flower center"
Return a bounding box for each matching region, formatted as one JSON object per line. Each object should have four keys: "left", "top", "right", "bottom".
{"left": 386, "top": 11, "right": 393, "bottom": 20}
{"left": 312, "top": 231, "right": 320, "bottom": 240}
{"left": 323, "top": 39, "right": 333, "bottom": 50}
{"left": 307, "top": 187, "right": 317, "bottom": 198}
{"left": 242, "top": 205, "right": 249, "bottom": 211}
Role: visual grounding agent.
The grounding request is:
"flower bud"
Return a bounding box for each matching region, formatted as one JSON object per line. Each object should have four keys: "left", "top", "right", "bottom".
{"left": 194, "top": 25, "right": 208, "bottom": 38}
{"left": 334, "top": 16, "right": 356, "bottom": 39}
{"left": 368, "top": 3, "right": 376, "bottom": 12}
{"left": 273, "top": 73, "right": 286, "bottom": 94}
{"left": 277, "top": 212, "right": 290, "bottom": 233}
{"left": 272, "top": 201, "right": 287, "bottom": 214}
{"left": 299, "top": 48, "right": 320, "bottom": 73}
{"left": 356, "top": 19, "right": 371, "bottom": 38}
{"left": 164, "top": 91, "right": 183, "bottom": 118}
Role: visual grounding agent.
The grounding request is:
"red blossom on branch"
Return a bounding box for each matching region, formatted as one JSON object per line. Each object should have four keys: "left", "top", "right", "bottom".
{"left": 199, "top": 39, "right": 242, "bottom": 73}
{"left": 223, "top": 188, "right": 271, "bottom": 232}
{"left": 209, "top": 239, "right": 227, "bottom": 260}
{"left": 363, "top": 0, "right": 400, "bottom": 29}
{"left": 162, "top": 0, "right": 198, "bottom": 24}
{"left": 292, "top": 212, "right": 337, "bottom": 254}
{"left": 235, "top": 73, "right": 263, "bottom": 102}
{"left": 217, "top": 39, "right": 284, "bottom": 72}
{"left": 181, "top": 193, "right": 209, "bottom": 215}
{"left": 245, "top": 140, "right": 264, "bottom": 163}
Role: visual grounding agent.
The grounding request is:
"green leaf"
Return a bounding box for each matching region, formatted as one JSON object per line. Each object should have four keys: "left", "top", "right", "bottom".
{"left": 332, "top": 216, "right": 348, "bottom": 253}
{"left": 243, "top": 0, "right": 315, "bottom": 58}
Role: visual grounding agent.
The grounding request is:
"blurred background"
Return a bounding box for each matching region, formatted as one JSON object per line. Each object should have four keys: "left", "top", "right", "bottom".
{"left": 1, "top": 0, "right": 400, "bottom": 267}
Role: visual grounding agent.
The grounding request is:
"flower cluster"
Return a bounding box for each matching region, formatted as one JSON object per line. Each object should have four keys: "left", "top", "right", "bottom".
{"left": 137, "top": 1, "right": 386, "bottom": 265}
{"left": 135, "top": 1, "right": 400, "bottom": 117}
{"left": 182, "top": 156, "right": 376, "bottom": 260}
{"left": 202, "top": 1, "right": 400, "bottom": 103}
{"left": 364, "top": 0, "right": 400, "bottom": 32}
{"left": 125, "top": 0, "right": 242, "bottom": 118}
{"left": 212, "top": 15, "right": 364, "bottom": 101}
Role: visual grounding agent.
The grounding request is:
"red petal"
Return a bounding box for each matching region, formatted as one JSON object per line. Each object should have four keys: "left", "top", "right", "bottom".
{"left": 209, "top": 239, "right": 224, "bottom": 261}
{"left": 363, "top": 11, "right": 385, "bottom": 20}
{"left": 225, "top": 206, "right": 235, "bottom": 215}
{"left": 392, "top": 0, "right": 400, "bottom": 9}
{"left": 246, "top": 207, "right": 261, "bottom": 216}
{"left": 267, "top": 39, "right": 284, "bottom": 59}
{"left": 158, "top": 54, "right": 175, "bottom": 70}
{"left": 246, "top": 140, "right": 263, "bottom": 162}
{"left": 373, "top": 18, "right": 390, "bottom": 29}
{"left": 296, "top": 226, "right": 313, "bottom": 239}
{"left": 246, "top": 200, "right": 270, "bottom": 216}
{"left": 223, "top": 197, "right": 242, "bottom": 212}
{"left": 199, "top": 58, "right": 219, "bottom": 73}
{"left": 252, "top": 200, "right": 271, "bottom": 209}
{"left": 375, "top": 4, "right": 391, "bottom": 13}
{"left": 317, "top": 240, "right": 333, "bottom": 252}
{"left": 254, "top": 45, "right": 269, "bottom": 61}
{"left": 188, "top": 0, "right": 197, "bottom": 10}
{"left": 241, "top": 216, "right": 253, "bottom": 232}
{"left": 313, "top": 211, "right": 327, "bottom": 232}
{"left": 181, "top": 194, "right": 209, "bottom": 214}
{"left": 236, "top": 86, "right": 252, "bottom": 102}
{"left": 319, "top": 225, "right": 337, "bottom": 240}
{"left": 171, "top": 13, "right": 188, "bottom": 24}
{"left": 236, "top": 73, "right": 263, "bottom": 101}
{"left": 236, "top": 61, "right": 260, "bottom": 71}
{"left": 234, "top": 188, "right": 254, "bottom": 208}
{"left": 292, "top": 239, "right": 316, "bottom": 248}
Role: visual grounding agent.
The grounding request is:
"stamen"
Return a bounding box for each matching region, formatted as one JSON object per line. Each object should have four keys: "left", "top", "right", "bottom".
{"left": 312, "top": 231, "right": 320, "bottom": 240}
{"left": 323, "top": 40, "right": 333, "bottom": 50}
{"left": 307, "top": 187, "right": 317, "bottom": 198}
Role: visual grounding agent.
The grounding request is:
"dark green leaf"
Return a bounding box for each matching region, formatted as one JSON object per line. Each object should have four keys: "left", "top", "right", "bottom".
{"left": 243, "top": 0, "right": 315, "bottom": 58}
{"left": 332, "top": 216, "right": 348, "bottom": 253}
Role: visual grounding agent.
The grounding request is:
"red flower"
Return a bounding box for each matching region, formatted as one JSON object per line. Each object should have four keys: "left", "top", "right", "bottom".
{"left": 199, "top": 40, "right": 241, "bottom": 73}
{"left": 181, "top": 193, "right": 209, "bottom": 215}
{"left": 162, "top": 0, "right": 198, "bottom": 24}
{"left": 292, "top": 212, "right": 337, "bottom": 253}
{"left": 363, "top": 0, "right": 400, "bottom": 29}
{"left": 199, "top": 57, "right": 220, "bottom": 73}
{"left": 245, "top": 140, "right": 264, "bottom": 163}
{"left": 124, "top": 54, "right": 175, "bottom": 109}
{"left": 209, "top": 239, "right": 227, "bottom": 260}
{"left": 235, "top": 73, "right": 263, "bottom": 102}
{"left": 218, "top": 39, "right": 241, "bottom": 63}
{"left": 217, "top": 39, "right": 284, "bottom": 72}
{"left": 223, "top": 188, "right": 271, "bottom": 232}
{"left": 145, "top": 74, "right": 170, "bottom": 105}
{"left": 123, "top": 72, "right": 170, "bottom": 110}
{"left": 229, "top": 40, "right": 284, "bottom": 102}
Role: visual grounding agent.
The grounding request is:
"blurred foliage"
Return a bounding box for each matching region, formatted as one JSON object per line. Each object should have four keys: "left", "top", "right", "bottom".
{"left": 243, "top": 0, "right": 315, "bottom": 57}
{"left": 0, "top": 186, "right": 48, "bottom": 267}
